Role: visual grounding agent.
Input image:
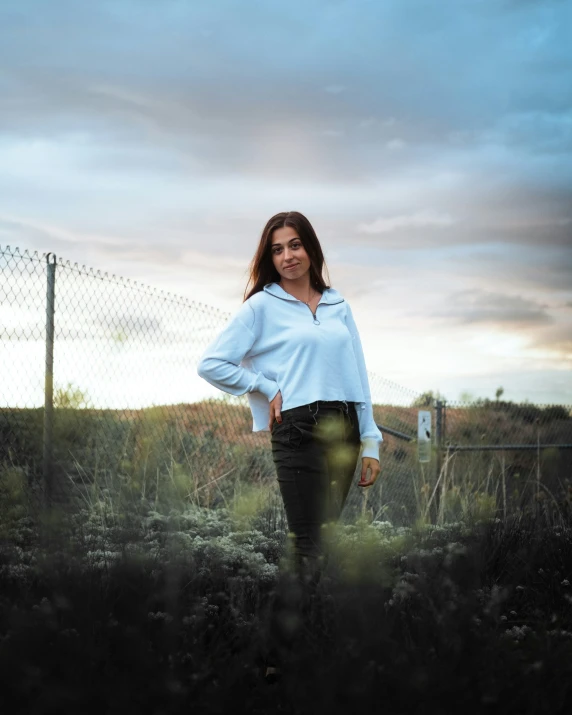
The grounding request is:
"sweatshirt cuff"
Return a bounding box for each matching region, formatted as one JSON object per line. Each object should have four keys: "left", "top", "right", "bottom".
{"left": 361, "top": 438, "right": 381, "bottom": 462}
{"left": 254, "top": 373, "right": 280, "bottom": 402}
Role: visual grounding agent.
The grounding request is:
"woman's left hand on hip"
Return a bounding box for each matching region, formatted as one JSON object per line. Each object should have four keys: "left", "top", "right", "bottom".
{"left": 358, "top": 457, "right": 381, "bottom": 488}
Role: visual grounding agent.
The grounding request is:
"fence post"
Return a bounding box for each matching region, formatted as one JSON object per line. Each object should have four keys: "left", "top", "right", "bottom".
{"left": 42, "top": 253, "right": 56, "bottom": 509}
{"left": 434, "top": 400, "right": 444, "bottom": 522}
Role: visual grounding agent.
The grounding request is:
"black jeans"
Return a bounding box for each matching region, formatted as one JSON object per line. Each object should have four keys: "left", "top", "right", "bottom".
{"left": 263, "top": 400, "right": 361, "bottom": 668}
{"left": 270, "top": 399, "right": 361, "bottom": 578}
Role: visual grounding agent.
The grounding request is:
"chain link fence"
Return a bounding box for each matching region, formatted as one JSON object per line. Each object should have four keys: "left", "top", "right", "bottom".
{"left": 2, "top": 244, "right": 571, "bottom": 528}
{"left": 0, "top": 246, "right": 424, "bottom": 527}
{"left": 428, "top": 399, "right": 572, "bottom": 525}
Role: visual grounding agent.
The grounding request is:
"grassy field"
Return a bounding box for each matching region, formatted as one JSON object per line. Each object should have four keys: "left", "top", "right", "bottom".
{"left": 2, "top": 397, "right": 570, "bottom": 530}
{"left": 1, "top": 469, "right": 572, "bottom": 714}
{"left": 1, "top": 396, "right": 571, "bottom": 711}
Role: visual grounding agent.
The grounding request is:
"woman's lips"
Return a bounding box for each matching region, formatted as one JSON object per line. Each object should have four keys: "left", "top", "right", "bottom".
{"left": 285, "top": 264, "right": 299, "bottom": 270}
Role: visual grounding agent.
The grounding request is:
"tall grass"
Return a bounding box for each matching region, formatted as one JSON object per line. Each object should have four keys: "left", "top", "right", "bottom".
{"left": 2, "top": 447, "right": 572, "bottom": 713}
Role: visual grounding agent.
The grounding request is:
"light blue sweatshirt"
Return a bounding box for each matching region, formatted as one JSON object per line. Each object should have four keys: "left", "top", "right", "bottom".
{"left": 197, "top": 282, "right": 383, "bottom": 461}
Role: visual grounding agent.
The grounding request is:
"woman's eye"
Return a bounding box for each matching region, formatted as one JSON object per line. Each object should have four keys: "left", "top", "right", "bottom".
{"left": 273, "top": 242, "right": 301, "bottom": 254}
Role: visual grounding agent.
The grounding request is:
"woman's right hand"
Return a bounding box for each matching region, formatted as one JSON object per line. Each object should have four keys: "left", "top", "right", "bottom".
{"left": 268, "top": 390, "right": 283, "bottom": 431}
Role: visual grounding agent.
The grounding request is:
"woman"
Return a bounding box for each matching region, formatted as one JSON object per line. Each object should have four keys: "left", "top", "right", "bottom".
{"left": 197, "top": 211, "right": 383, "bottom": 677}
{"left": 198, "top": 210, "right": 382, "bottom": 570}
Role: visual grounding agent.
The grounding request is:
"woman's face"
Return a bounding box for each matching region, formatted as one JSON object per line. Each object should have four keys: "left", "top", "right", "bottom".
{"left": 270, "top": 225, "right": 312, "bottom": 283}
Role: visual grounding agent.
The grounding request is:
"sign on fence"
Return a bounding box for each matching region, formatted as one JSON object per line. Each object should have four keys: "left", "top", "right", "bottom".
{"left": 418, "top": 410, "right": 431, "bottom": 463}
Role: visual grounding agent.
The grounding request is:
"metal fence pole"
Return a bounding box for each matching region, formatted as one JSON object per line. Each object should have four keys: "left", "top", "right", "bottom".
{"left": 42, "top": 253, "right": 56, "bottom": 509}
{"left": 434, "top": 400, "right": 444, "bottom": 522}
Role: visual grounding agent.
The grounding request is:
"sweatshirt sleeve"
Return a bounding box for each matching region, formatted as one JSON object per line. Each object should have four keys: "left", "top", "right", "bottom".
{"left": 344, "top": 302, "right": 383, "bottom": 462}
{"left": 197, "top": 301, "right": 280, "bottom": 402}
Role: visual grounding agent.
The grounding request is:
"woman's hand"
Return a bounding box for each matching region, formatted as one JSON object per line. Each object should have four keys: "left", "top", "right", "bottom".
{"left": 268, "top": 390, "right": 283, "bottom": 431}
{"left": 358, "top": 457, "right": 381, "bottom": 488}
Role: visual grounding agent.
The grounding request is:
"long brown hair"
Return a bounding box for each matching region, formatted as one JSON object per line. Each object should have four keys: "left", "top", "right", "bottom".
{"left": 243, "top": 211, "right": 332, "bottom": 302}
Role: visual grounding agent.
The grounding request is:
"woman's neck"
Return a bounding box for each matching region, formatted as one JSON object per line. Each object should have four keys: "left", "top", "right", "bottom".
{"left": 278, "top": 278, "right": 321, "bottom": 302}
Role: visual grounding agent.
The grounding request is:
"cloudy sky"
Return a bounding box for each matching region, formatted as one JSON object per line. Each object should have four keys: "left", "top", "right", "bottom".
{"left": 1, "top": 0, "right": 571, "bottom": 407}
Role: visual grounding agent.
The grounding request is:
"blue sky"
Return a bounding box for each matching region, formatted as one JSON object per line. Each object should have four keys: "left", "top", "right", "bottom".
{"left": 1, "top": 0, "right": 571, "bottom": 406}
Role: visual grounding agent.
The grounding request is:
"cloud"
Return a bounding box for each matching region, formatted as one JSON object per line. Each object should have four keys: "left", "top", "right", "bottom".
{"left": 0, "top": 213, "right": 128, "bottom": 250}
{"left": 320, "top": 129, "right": 345, "bottom": 137}
{"left": 438, "top": 241, "right": 572, "bottom": 294}
{"left": 1, "top": 0, "right": 571, "bottom": 184}
{"left": 434, "top": 289, "right": 553, "bottom": 326}
{"left": 1, "top": 0, "right": 571, "bottom": 405}
{"left": 525, "top": 310, "right": 572, "bottom": 363}
{"left": 356, "top": 211, "right": 456, "bottom": 235}
{"left": 386, "top": 139, "right": 406, "bottom": 150}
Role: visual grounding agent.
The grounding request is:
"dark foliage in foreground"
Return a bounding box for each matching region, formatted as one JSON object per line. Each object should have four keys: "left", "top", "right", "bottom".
{"left": 1, "top": 507, "right": 572, "bottom": 715}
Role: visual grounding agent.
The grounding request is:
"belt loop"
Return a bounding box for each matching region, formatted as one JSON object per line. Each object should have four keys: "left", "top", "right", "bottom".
{"left": 309, "top": 400, "right": 319, "bottom": 424}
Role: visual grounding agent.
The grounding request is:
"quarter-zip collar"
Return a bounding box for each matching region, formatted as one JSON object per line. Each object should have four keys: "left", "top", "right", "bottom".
{"left": 263, "top": 282, "right": 345, "bottom": 305}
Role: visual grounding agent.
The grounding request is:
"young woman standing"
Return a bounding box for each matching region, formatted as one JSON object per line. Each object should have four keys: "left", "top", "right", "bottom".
{"left": 197, "top": 210, "right": 383, "bottom": 677}
{"left": 198, "top": 210, "right": 382, "bottom": 566}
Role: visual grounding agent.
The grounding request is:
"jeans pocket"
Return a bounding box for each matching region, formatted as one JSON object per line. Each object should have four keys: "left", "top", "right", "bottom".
{"left": 289, "top": 422, "right": 314, "bottom": 449}
{"left": 271, "top": 421, "right": 291, "bottom": 448}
